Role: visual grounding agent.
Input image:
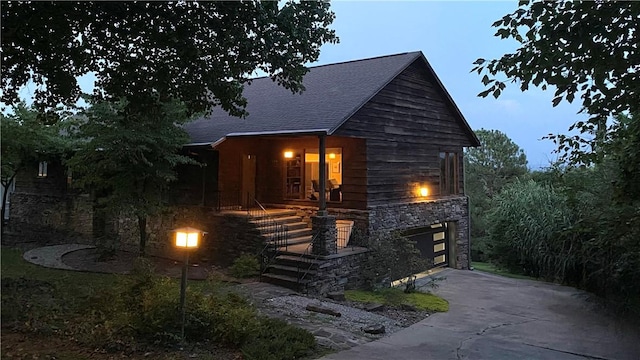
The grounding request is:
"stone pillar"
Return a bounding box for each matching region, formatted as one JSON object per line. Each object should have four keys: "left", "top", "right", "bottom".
{"left": 312, "top": 215, "right": 337, "bottom": 256}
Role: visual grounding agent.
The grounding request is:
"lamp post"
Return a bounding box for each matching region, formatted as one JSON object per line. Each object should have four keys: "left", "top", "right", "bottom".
{"left": 173, "top": 226, "right": 203, "bottom": 340}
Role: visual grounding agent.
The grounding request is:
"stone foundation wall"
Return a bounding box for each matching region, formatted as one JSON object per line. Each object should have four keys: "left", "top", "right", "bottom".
{"left": 6, "top": 192, "right": 94, "bottom": 244}
{"left": 307, "top": 250, "right": 369, "bottom": 296}
{"left": 115, "top": 206, "right": 264, "bottom": 266}
{"left": 367, "top": 196, "right": 470, "bottom": 269}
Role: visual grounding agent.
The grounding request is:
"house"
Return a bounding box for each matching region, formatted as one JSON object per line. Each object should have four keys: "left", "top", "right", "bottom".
{"left": 7, "top": 51, "right": 479, "bottom": 293}
{"left": 181, "top": 50, "right": 477, "bottom": 253}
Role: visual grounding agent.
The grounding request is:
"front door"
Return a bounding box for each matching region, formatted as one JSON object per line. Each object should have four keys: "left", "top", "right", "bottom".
{"left": 242, "top": 154, "right": 256, "bottom": 208}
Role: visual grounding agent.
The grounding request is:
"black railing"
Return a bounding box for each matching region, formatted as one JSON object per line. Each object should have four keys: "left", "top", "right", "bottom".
{"left": 296, "top": 231, "right": 321, "bottom": 291}
{"left": 248, "top": 196, "right": 290, "bottom": 278}
{"left": 213, "top": 191, "right": 243, "bottom": 211}
{"left": 336, "top": 223, "right": 354, "bottom": 252}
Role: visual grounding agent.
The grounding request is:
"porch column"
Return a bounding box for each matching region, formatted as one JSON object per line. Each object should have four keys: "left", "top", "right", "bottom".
{"left": 318, "top": 134, "right": 327, "bottom": 216}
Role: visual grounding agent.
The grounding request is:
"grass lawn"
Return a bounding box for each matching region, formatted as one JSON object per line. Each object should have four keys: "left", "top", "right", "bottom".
{"left": 472, "top": 261, "right": 539, "bottom": 281}
{"left": 345, "top": 287, "right": 449, "bottom": 312}
{"left": 1, "top": 246, "right": 316, "bottom": 360}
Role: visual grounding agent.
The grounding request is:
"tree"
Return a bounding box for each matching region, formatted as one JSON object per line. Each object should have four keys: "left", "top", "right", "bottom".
{"left": 66, "top": 98, "right": 196, "bottom": 255}
{"left": 465, "top": 129, "right": 528, "bottom": 261}
{"left": 465, "top": 129, "right": 528, "bottom": 199}
{"left": 1, "top": 1, "right": 338, "bottom": 116}
{"left": 472, "top": 1, "right": 640, "bottom": 164}
{"left": 0, "top": 104, "right": 67, "bottom": 224}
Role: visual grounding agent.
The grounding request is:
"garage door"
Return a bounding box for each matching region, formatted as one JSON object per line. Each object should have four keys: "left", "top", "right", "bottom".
{"left": 405, "top": 223, "right": 448, "bottom": 268}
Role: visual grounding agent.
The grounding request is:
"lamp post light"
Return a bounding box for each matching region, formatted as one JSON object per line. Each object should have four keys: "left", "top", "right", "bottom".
{"left": 173, "top": 226, "right": 204, "bottom": 340}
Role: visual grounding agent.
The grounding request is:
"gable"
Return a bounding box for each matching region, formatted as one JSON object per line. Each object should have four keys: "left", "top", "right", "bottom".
{"left": 334, "top": 57, "right": 479, "bottom": 148}
{"left": 183, "top": 52, "right": 423, "bottom": 146}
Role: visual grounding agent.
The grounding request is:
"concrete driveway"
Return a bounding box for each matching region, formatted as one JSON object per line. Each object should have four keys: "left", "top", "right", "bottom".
{"left": 321, "top": 269, "right": 640, "bottom": 360}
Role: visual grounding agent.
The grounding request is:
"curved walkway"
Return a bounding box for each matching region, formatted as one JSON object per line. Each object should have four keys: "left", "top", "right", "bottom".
{"left": 23, "top": 244, "right": 96, "bottom": 270}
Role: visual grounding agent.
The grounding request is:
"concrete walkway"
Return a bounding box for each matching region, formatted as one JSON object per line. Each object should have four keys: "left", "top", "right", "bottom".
{"left": 321, "top": 269, "right": 640, "bottom": 360}
{"left": 23, "top": 244, "right": 96, "bottom": 270}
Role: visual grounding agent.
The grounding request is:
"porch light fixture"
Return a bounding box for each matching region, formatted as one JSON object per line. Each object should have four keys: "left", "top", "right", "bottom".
{"left": 173, "top": 226, "right": 205, "bottom": 340}
{"left": 284, "top": 151, "right": 294, "bottom": 159}
{"left": 420, "top": 187, "right": 429, "bottom": 197}
{"left": 329, "top": 153, "right": 336, "bottom": 159}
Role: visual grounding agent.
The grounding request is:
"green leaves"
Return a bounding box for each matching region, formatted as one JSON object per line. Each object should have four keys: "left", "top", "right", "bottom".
{"left": 473, "top": 0, "right": 640, "bottom": 165}
{"left": 1, "top": 2, "right": 338, "bottom": 116}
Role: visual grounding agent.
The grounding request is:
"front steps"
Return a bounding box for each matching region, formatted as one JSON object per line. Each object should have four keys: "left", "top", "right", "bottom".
{"left": 260, "top": 253, "right": 323, "bottom": 292}
{"left": 249, "top": 209, "right": 312, "bottom": 248}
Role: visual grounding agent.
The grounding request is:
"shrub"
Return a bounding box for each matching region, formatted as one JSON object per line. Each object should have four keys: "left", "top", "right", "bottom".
{"left": 486, "top": 179, "right": 578, "bottom": 280}
{"left": 241, "top": 318, "right": 316, "bottom": 360}
{"left": 361, "top": 232, "right": 430, "bottom": 290}
{"left": 229, "top": 254, "right": 260, "bottom": 278}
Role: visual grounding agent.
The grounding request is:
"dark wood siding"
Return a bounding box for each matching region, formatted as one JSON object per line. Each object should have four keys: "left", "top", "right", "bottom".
{"left": 334, "top": 58, "right": 471, "bottom": 206}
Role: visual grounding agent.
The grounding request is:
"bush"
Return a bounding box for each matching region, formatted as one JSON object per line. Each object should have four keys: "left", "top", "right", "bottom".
{"left": 487, "top": 179, "right": 578, "bottom": 280}
{"left": 71, "top": 257, "right": 317, "bottom": 357}
{"left": 361, "top": 232, "right": 430, "bottom": 290}
{"left": 241, "top": 318, "right": 316, "bottom": 360}
{"left": 229, "top": 254, "right": 260, "bottom": 278}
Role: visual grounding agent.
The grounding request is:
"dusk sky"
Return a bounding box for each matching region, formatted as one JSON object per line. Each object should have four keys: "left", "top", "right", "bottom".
{"left": 11, "top": 1, "right": 588, "bottom": 169}
{"left": 312, "top": 1, "right": 588, "bottom": 169}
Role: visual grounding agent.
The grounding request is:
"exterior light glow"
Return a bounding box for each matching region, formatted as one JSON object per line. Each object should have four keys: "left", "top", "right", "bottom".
{"left": 329, "top": 153, "right": 336, "bottom": 159}
{"left": 420, "top": 187, "right": 429, "bottom": 197}
{"left": 174, "top": 227, "right": 201, "bottom": 249}
{"left": 284, "top": 151, "right": 294, "bottom": 158}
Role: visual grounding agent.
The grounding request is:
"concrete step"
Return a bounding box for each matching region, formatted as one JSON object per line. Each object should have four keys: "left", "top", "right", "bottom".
{"left": 273, "top": 254, "right": 323, "bottom": 269}
{"left": 262, "top": 227, "right": 312, "bottom": 240}
{"left": 251, "top": 215, "right": 305, "bottom": 226}
{"left": 256, "top": 221, "right": 308, "bottom": 233}
{"left": 266, "top": 235, "right": 312, "bottom": 248}
{"left": 249, "top": 209, "right": 297, "bottom": 220}
{"left": 267, "top": 263, "right": 317, "bottom": 278}
{"left": 260, "top": 273, "right": 308, "bottom": 291}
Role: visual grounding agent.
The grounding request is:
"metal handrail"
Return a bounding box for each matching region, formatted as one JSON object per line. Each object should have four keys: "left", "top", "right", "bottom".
{"left": 248, "top": 196, "right": 290, "bottom": 277}
{"left": 335, "top": 223, "right": 355, "bottom": 253}
{"left": 296, "top": 231, "right": 321, "bottom": 290}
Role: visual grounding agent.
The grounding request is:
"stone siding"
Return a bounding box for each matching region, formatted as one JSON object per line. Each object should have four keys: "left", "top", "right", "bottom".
{"left": 115, "top": 206, "right": 264, "bottom": 265}
{"left": 367, "top": 196, "right": 470, "bottom": 269}
{"left": 307, "top": 250, "right": 369, "bottom": 296}
{"left": 6, "top": 192, "right": 93, "bottom": 244}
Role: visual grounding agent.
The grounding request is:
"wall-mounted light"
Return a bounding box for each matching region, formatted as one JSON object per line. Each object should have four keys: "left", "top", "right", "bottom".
{"left": 420, "top": 187, "right": 429, "bottom": 197}
{"left": 284, "top": 151, "right": 294, "bottom": 159}
{"left": 329, "top": 153, "right": 336, "bottom": 159}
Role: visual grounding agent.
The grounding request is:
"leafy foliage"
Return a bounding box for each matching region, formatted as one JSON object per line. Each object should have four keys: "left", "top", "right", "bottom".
{"left": 229, "top": 253, "right": 260, "bottom": 279}
{"left": 65, "top": 98, "right": 196, "bottom": 254}
{"left": 1, "top": 251, "right": 317, "bottom": 358}
{"left": 1, "top": 1, "right": 338, "bottom": 116}
{"left": 361, "top": 232, "right": 430, "bottom": 290}
{"left": 473, "top": 1, "right": 640, "bottom": 164}
{"left": 465, "top": 129, "right": 528, "bottom": 261}
{"left": 0, "top": 103, "right": 69, "bottom": 222}
{"left": 486, "top": 179, "right": 576, "bottom": 279}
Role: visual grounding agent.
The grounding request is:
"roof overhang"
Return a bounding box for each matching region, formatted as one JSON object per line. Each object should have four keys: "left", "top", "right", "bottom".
{"left": 183, "top": 128, "right": 330, "bottom": 149}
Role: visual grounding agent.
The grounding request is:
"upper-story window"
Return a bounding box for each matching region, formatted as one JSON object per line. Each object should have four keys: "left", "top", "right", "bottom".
{"left": 37, "top": 161, "right": 48, "bottom": 178}
{"left": 439, "top": 152, "right": 458, "bottom": 195}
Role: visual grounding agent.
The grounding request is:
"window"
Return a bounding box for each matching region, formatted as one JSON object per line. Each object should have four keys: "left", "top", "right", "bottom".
{"left": 37, "top": 161, "right": 48, "bottom": 178}
{"left": 304, "top": 148, "right": 342, "bottom": 202}
{"left": 439, "top": 152, "right": 458, "bottom": 195}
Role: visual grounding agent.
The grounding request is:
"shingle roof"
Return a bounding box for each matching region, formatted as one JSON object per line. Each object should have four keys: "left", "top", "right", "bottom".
{"left": 184, "top": 51, "right": 423, "bottom": 146}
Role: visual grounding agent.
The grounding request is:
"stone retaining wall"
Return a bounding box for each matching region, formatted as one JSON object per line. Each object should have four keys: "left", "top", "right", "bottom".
{"left": 115, "top": 206, "right": 263, "bottom": 265}
{"left": 6, "top": 192, "right": 94, "bottom": 244}
{"left": 367, "top": 196, "right": 470, "bottom": 269}
{"left": 307, "top": 250, "right": 369, "bottom": 296}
